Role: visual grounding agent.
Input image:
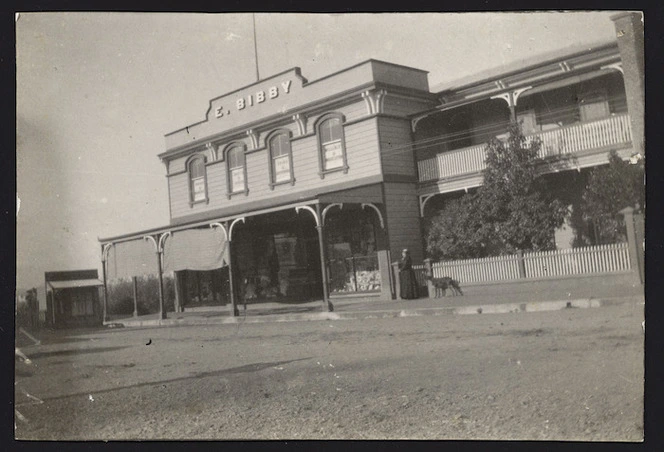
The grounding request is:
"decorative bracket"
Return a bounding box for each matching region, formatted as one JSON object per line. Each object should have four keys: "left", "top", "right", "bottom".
{"left": 158, "top": 231, "right": 171, "bottom": 252}
{"left": 228, "top": 217, "right": 245, "bottom": 242}
{"left": 419, "top": 194, "right": 438, "bottom": 217}
{"left": 601, "top": 62, "right": 624, "bottom": 75}
{"left": 101, "top": 243, "right": 113, "bottom": 263}
{"left": 143, "top": 235, "right": 158, "bottom": 253}
{"left": 490, "top": 86, "right": 532, "bottom": 108}
{"left": 246, "top": 129, "right": 259, "bottom": 150}
{"left": 361, "top": 89, "right": 387, "bottom": 115}
{"left": 210, "top": 222, "right": 229, "bottom": 242}
{"left": 205, "top": 142, "right": 216, "bottom": 161}
{"left": 411, "top": 114, "right": 427, "bottom": 133}
{"left": 361, "top": 203, "right": 385, "bottom": 229}
{"left": 292, "top": 114, "right": 307, "bottom": 136}
{"left": 321, "top": 203, "right": 343, "bottom": 226}
{"left": 295, "top": 205, "right": 321, "bottom": 228}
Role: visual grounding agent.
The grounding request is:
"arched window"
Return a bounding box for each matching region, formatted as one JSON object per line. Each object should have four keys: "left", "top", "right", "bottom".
{"left": 226, "top": 144, "right": 247, "bottom": 197}
{"left": 188, "top": 155, "right": 207, "bottom": 204}
{"left": 268, "top": 131, "right": 294, "bottom": 187}
{"left": 317, "top": 114, "right": 348, "bottom": 177}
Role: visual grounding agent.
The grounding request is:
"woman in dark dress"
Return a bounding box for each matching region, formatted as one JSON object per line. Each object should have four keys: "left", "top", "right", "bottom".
{"left": 398, "top": 249, "right": 419, "bottom": 299}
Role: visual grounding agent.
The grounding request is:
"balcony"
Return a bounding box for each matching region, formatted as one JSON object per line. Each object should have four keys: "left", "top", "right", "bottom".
{"left": 417, "top": 113, "right": 633, "bottom": 184}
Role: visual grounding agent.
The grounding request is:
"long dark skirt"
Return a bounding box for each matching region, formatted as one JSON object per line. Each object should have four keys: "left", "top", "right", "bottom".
{"left": 399, "top": 269, "right": 419, "bottom": 299}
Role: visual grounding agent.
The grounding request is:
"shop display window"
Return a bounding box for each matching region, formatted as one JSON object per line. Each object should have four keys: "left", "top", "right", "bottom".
{"left": 326, "top": 209, "right": 381, "bottom": 294}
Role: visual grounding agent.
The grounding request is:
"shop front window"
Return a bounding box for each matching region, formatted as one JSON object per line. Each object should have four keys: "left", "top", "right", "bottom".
{"left": 326, "top": 209, "right": 381, "bottom": 294}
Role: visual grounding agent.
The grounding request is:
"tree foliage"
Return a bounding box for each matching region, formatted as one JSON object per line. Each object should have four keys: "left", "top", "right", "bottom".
{"left": 426, "top": 123, "right": 567, "bottom": 260}
{"left": 580, "top": 151, "right": 644, "bottom": 244}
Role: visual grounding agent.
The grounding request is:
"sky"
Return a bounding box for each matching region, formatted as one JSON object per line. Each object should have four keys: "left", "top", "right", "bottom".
{"left": 15, "top": 11, "right": 620, "bottom": 296}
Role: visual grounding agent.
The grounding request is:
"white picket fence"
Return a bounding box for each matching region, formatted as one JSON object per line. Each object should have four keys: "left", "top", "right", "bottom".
{"left": 427, "top": 242, "right": 631, "bottom": 284}
{"left": 523, "top": 243, "right": 631, "bottom": 278}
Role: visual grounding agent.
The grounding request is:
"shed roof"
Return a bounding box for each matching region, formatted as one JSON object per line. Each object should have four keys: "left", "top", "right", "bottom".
{"left": 47, "top": 279, "right": 103, "bottom": 290}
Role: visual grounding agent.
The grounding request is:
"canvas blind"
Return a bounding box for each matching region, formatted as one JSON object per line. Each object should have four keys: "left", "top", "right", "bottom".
{"left": 163, "top": 227, "right": 229, "bottom": 272}
{"left": 106, "top": 239, "right": 158, "bottom": 280}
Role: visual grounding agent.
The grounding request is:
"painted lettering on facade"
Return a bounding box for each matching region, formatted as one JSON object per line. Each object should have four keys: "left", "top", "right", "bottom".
{"left": 214, "top": 80, "right": 293, "bottom": 119}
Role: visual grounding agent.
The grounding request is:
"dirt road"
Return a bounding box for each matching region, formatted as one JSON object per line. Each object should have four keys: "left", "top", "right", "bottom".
{"left": 15, "top": 301, "right": 644, "bottom": 440}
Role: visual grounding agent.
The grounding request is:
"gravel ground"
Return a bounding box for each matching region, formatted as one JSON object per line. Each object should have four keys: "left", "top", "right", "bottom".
{"left": 14, "top": 301, "right": 644, "bottom": 441}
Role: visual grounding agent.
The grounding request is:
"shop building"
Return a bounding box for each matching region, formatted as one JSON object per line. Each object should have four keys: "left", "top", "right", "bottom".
{"left": 45, "top": 270, "right": 103, "bottom": 328}
{"left": 99, "top": 13, "right": 643, "bottom": 318}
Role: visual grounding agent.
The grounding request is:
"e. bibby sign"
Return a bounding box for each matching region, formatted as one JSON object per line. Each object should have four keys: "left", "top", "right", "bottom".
{"left": 214, "top": 80, "right": 293, "bottom": 119}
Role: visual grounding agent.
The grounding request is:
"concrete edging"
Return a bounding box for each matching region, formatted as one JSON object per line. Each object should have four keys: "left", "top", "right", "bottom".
{"left": 104, "top": 296, "right": 638, "bottom": 329}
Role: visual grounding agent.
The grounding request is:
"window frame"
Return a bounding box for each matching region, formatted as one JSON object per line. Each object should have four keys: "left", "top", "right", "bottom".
{"left": 186, "top": 154, "right": 209, "bottom": 206}
{"left": 224, "top": 142, "right": 249, "bottom": 198}
{"left": 266, "top": 129, "right": 295, "bottom": 189}
{"left": 315, "top": 113, "right": 349, "bottom": 179}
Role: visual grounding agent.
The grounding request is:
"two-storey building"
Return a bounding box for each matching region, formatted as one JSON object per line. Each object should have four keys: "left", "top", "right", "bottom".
{"left": 99, "top": 12, "right": 643, "bottom": 318}
{"left": 100, "top": 60, "right": 437, "bottom": 317}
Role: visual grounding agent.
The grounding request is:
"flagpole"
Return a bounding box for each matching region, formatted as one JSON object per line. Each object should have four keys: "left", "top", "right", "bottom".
{"left": 252, "top": 13, "right": 260, "bottom": 82}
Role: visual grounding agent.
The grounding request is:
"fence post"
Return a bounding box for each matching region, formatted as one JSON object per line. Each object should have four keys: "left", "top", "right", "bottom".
{"left": 424, "top": 259, "right": 435, "bottom": 298}
{"left": 620, "top": 207, "right": 644, "bottom": 284}
{"left": 392, "top": 262, "right": 401, "bottom": 300}
{"left": 517, "top": 250, "right": 526, "bottom": 279}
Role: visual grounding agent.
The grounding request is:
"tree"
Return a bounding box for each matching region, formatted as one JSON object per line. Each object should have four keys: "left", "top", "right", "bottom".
{"left": 426, "top": 122, "right": 568, "bottom": 260}
{"left": 426, "top": 194, "right": 495, "bottom": 261}
{"left": 580, "top": 150, "right": 644, "bottom": 244}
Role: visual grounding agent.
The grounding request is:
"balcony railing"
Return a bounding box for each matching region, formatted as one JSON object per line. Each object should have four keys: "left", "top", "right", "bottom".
{"left": 417, "top": 113, "right": 632, "bottom": 183}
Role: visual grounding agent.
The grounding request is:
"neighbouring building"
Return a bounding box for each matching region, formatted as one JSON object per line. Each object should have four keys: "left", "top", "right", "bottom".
{"left": 45, "top": 270, "right": 104, "bottom": 328}
{"left": 99, "top": 13, "right": 643, "bottom": 318}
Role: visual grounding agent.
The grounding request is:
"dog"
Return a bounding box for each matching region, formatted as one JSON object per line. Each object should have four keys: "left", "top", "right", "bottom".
{"left": 425, "top": 275, "right": 463, "bottom": 297}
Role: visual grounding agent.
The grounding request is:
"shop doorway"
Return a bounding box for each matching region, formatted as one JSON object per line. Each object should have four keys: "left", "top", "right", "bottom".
{"left": 231, "top": 210, "right": 323, "bottom": 304}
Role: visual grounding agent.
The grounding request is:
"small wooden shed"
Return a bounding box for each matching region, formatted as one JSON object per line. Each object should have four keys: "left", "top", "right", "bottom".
{"left": 45, "top": 270, "right": 103, "bottom": 328}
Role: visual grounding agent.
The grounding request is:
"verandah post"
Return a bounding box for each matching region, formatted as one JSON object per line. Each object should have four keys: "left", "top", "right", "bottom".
{"left": 315, "top": 203, "right": 333, "bottom": 312}
{"left": 226, "top": 220, "right": 239, "bottom": 317}
{"left": 144, "top": 234, "right": 167, "bottom": 320}
{"left": 392, "top": 261, "right": 401, "bottom": 300}
{"left": 101, "top": 243, "right": 111, "bottom": 323}
{"left": 156, "top": 244, "right": 166, "bottom": 320}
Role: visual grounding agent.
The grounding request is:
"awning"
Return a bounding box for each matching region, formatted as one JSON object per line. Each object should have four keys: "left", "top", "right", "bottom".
{"left": 47, "top": 279, "right": 104, "bottom": 291}
{"left": 163, "top": 227, "right": 229, "bottom": 272}
{"left": 107, "top": 238, "right": 158, "bottom": 280}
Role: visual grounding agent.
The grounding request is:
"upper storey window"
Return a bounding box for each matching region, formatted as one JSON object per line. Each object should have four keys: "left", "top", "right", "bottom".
{"left": 226, "top": 144, "right": 247, "bottom": 196}
{"left": 268, "top": 131, "right": 294, "bottom": 187}
{"left": 188, "top": 155, "right": 207, "bottom": 204}
{"left": 317, "top": 114, "right": 348, "bottom": 177}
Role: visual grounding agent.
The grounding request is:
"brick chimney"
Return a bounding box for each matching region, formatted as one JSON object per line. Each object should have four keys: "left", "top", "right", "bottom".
{"left": 610, "top": 12, "right": 645, "bottom": 156}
